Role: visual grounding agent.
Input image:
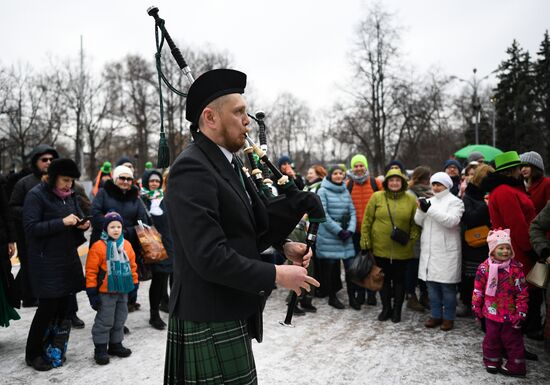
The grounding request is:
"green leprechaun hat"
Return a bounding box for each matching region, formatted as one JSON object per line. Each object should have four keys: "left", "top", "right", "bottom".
{"left": 494, "top": 151, "right": 521, "bottom": 172}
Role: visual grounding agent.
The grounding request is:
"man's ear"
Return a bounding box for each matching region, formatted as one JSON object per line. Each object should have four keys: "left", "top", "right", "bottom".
{"left": 201, "top": 107, "right": 217, "bottom": 129}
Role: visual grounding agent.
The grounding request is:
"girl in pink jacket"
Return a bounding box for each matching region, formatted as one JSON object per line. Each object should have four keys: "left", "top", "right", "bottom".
{"left": 472, "top": 229, "right": 528, "bottom": 377}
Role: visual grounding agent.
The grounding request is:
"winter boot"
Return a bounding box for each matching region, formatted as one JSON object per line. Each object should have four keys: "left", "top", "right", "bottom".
{"left": 292, "top": 302, "right": 306, "bottom": 316}
{"left": 366, "top": 291, "right": 377, "bottom": 306}
{"left": 71, "top": 314, "right": 85, "bottom": 329}
{"left": 419, "top": 291, "right": 430, "bottom": 310}
{"left": 391, "top": 282, "right": 405, "bottom": 323}
{"left": 328, "top": 295, "right": 345, "bottom": 310}
{"left": 346, "top": 274, "right": 361, "bottom": 310}
{"left": 440, "top": 320, "right": 454, "bottom": 331}
{"left": 406, "top": 292, "right": 424, "bottom": 312}
{"left": 378, "top": 283, "right": 392, "bottom": 321}
{"left": 94, "top": 344, "right": 110, "bottom": 365}
{"left": 108, "top": 342, "right": 132, "bottom": 358}
{"left": 424, "top": 317, "right": 443, "bottom": 328}
{"left": 149, "top": 310, "right": 167, "bottom": 330}
{"left": 299, "top": 296, "right": 317, "bottom": 313}
{"left": 26, "top": 356, "right": 52, "bottom": 371}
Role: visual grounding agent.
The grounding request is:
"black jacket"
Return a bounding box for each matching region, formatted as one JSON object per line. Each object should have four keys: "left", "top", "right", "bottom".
{"left": 141, "top": 170, "right": 173, "bottom": 274}
{"left": 90, "top": 179, "right": 148, "bottom": 255}
{"left": 167, "top": 132, "right": 302, "bottom": 322}
{"left": 461, "top": 183, "right": 491, "bottom": 277}
{"left": 23, "top": 183, "right": 86, "bottom": 298}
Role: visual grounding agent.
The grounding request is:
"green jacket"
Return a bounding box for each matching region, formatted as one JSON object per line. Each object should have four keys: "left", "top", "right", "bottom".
{"left": 360, "top": 169, "right": 420, "bottom": 260}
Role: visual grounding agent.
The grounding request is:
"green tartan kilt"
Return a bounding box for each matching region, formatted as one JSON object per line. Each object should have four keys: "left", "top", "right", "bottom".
{"left": 164, "top": 317, "right": 257, "bottom": 385}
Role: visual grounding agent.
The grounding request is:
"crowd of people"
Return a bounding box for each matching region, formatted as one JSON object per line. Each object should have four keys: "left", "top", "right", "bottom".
{"left": 277, "top": 149, "right": 550, "bottom": 377}
{"left": 1, "top": 139, "right": 549, "bottom": 378}
{"left": 0, "top": 149, "right": 172, "bottom": 370}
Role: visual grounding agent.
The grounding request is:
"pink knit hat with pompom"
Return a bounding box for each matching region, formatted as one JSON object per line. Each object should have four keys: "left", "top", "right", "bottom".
{"left": 487, "top": 229, "right": 514, "bottom": 258}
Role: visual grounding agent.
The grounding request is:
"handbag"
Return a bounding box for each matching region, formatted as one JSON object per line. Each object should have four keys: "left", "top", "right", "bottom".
{"left": 526, "top": 261, "right": 549, "bottom": 288}
{"left": 350, "top": 251, "right": 384, "bottom": 291}
{"left": 349, "top": 250, "right": 374, "bottom": 281}
{"left": 386, "top": 197, "right": 409, "bottom": 246}
{"left": 135, "top": 219, "right": 168, "bottom": 264}
{"left": 464, "top": 225, "right": 490, "bottom": 248}
{"left": 135, "top": 198, "right": 168, "bottom": 264}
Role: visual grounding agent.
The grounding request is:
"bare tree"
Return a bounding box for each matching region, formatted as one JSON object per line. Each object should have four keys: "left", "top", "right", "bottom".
{"left": 104, "top": 54, "right": 157, "bottom": 175}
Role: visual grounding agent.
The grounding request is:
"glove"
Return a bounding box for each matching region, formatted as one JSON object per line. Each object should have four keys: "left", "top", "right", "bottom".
{"left": 539, "top": 248, "right": 550, "bottom": 262}
{"left": 418, "top": 198, "right": 431, "bottom": 212}
{"left": 86, "top": 287, "right": 101, "bottom": 311}
{"left": 526, "top": 249, "right": 539, "bottom": 262}
{"left": 338, "top": 230, "right": 353, "bottom": 241}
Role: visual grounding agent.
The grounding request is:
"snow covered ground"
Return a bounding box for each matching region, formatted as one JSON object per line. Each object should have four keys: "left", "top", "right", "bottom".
{"left": 1, "top": 279, "right": 548, "bottom": 384}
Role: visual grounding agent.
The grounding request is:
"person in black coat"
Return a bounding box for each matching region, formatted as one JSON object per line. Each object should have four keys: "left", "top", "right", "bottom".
{"left": 0, "top": 174, "right": 20, "bottom": 327}
{"left": 140, "top": 169, "right": 173, "bottom": 330}
{"left": 23, "top": 159, "right": 89, "bottom": 371}
{"left": 9, "top": 144, "right": 59, "bottom": 307}
{"left": 459, "top": 164, "right": 493, "bottom": 315}
{"left": 163, "top": 69, "right": 318, "bottom": 384}
{"left": 91, "top": 165, "right": 148, "bottom": 310}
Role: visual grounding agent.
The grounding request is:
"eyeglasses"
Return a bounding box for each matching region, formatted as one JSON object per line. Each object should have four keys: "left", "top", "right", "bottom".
{"left": 118, "top": 176, "right": 133, "bottom": 182}
{"left": 40, "top": 157, "right": 54, "bottom": 163}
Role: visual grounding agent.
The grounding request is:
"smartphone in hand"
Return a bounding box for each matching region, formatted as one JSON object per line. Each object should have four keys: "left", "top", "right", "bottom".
{"left": 76, "top": 216, "right": 93, "bottom": 226}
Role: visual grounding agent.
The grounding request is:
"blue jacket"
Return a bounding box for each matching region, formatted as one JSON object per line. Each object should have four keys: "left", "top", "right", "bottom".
{"left": 23, "top": 183, "right": 86, "bottom": 298}
{"left": 316, "top": 178, "right": 356, "bottom": 259}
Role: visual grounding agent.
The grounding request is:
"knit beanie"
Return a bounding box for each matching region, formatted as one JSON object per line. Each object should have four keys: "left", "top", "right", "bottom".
{"left": 326, "top": 164, "right": 346, "bottom": 183}
{"left": 520, "top": 151, "right": 544, "bottom": 173}
{"left": 277, "top": 155, "right": 292, "bottom": 168}
{"left": 487, "top": 229, "right": 514, "bottom": 258}
{"left": 467, "top": 151, "right": 484, "bottom": 164}
{"left": 103, "top": 211, "right": 124, "bottom": 231}
{"left": 115, "top": 156, "right": 134, "bottom": 167}
{"left": 430, "top": 172, "right": 453, "bottom": 190}
{"left": 443, "top": 159, "right": 463, "bottom": 173}
{"left": 113, "top": 165, "right": 134, "bottom": 181}
{"left": 384, "top": 160, "right": 406, "bottom": 174}
{"left": 350, "top": 154, "right": 368, "bottom": 170}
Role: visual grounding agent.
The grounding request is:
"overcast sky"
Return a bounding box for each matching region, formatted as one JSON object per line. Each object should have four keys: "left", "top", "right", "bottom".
{"left": 2, "top": 0, "right": 549, "bottom": 112}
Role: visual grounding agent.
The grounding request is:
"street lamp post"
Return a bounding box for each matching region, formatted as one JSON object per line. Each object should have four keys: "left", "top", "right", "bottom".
{"left": 451, "top": 68, "right": 492, "bottom": 145}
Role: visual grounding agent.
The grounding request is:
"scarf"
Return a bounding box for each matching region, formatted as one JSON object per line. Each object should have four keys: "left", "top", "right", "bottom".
{"left": 141, "top": 187, "right": 164, "bottom": 216}
{"left": 53, "top": 187, "right": 73, "bottom": 199}
{"left": 347, "top": 171, "right": 369, "bottom": 185}
{"left": 100, "top": 231, "right": 134, "bottom": 293}
{"left": 486, "top": 257, "right": 511, "bottom": 296}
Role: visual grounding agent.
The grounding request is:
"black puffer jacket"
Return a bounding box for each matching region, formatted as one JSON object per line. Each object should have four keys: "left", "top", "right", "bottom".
{"left": 461, "top": 183, "right": 491, "bottom": 277}
{"left": 90, "top": 179, "right": 148, "bottom": 255}
{"left": 23, "top": 183, "right": 86, "bottom": 298}
{"left": 141, "top": 170, "right": 173, "bottom": 274}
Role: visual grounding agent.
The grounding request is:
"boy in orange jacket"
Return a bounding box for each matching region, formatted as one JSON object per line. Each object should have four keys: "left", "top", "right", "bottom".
{"left": 85, "top": 211, "right": 138, "bottom": 365}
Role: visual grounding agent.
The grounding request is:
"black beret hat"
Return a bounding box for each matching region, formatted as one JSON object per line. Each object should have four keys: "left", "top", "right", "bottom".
{"left": 185, "top": 69, "right": 247, "bottom": 126}
{"left": 48, "top": 158, "right": 81, "bottom": 179}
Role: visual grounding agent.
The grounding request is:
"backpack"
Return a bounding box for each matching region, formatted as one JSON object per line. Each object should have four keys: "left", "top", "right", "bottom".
{"left": 347, "top": 176, "right": 379, "bottom": 194}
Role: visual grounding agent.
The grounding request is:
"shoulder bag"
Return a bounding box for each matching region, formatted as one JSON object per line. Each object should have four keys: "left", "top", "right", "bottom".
{"left": 386, "top": 196, "right": 409, "bottom": 246}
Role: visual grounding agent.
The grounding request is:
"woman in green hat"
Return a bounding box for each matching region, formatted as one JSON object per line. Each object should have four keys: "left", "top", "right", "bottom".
{"left": 482, "top": 151, "right": 541, "bottom": 358}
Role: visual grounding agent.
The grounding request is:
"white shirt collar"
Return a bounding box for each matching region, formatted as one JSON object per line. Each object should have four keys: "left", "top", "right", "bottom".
{"left": 217, "top": 145, "right": 234, "bottom": 164}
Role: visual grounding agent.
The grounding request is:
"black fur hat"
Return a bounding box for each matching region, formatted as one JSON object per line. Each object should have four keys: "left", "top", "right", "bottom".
{"left": 48, "top": 158, "right": 81, "bottom": 180}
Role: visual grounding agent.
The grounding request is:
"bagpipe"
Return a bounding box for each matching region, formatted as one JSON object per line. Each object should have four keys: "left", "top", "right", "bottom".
{"left": 147, "top": 6, "right": 326, "bottom": 326}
